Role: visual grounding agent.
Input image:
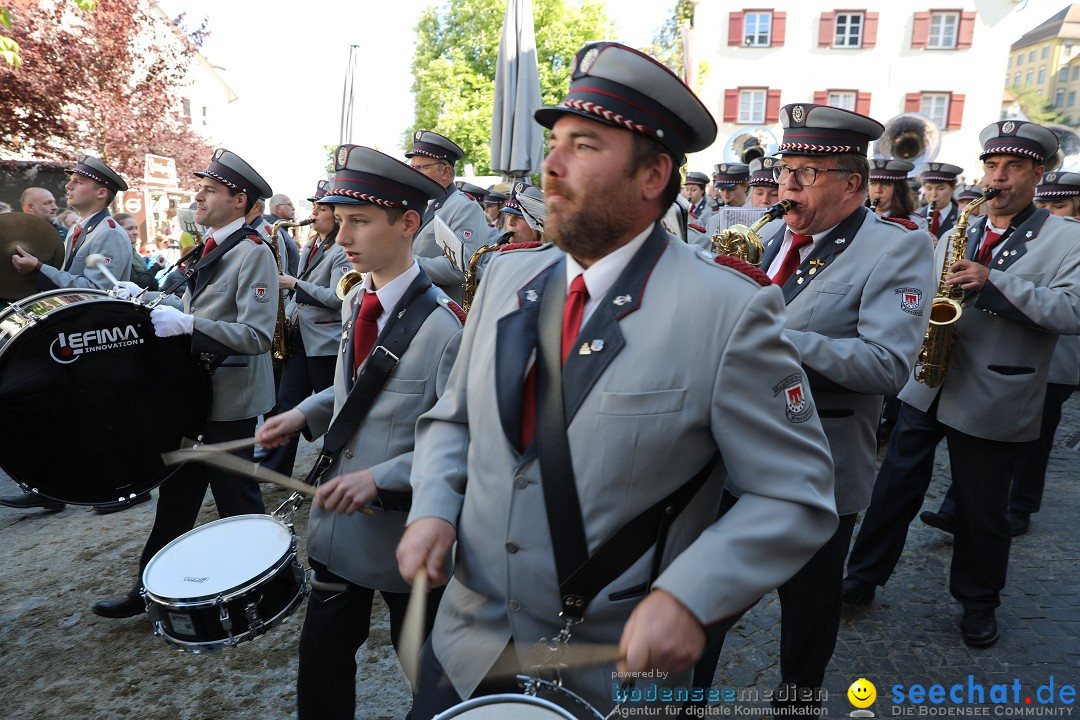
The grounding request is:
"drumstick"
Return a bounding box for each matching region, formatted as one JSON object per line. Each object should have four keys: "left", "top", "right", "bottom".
{"left": 161, "top": 447, "right": 322, "bottom": 500}
{"left": 86, "top": 253, "right": 123, "bottom": 290}
{"left": 485, "top": 642, "right": 627, "bottom": 679}
{"left": 398, "top": 567, "right": 428, "bottom": 691}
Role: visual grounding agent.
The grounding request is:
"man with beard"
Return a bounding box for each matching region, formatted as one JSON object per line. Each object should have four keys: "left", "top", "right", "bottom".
{"left": 397, "top": 41, "right": 837, "bottom": 718}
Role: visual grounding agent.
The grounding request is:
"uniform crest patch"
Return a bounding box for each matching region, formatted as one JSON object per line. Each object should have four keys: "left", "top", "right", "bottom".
{"left": 792, "top": 105, "right": 805, "bottom": 124}
{"left": 337, "top": 146, "right": 349, "bottom": 167}
{"left": 1002, "top": 121, "right": 1016, "bottom": 134}
{"left": 462, "top": 230, "right": 472, "bottom": 240}
{"left": 895, "top": 287, "right": 924, "bottom": 315}
{"left": 773, "top": 373, "right": 814, "bottom": 423}
{"left": 252, "top": 283, "right": 270, "bottom": 302}
{"left": 340, "top": 265, "right": 353, "bottom": 274}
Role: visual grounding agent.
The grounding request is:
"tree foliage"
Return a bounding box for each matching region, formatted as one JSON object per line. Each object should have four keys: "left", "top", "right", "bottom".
{"left": 408, "top": 0, "right": 615, "bottom": 175}
{"left": 1008, "top": 85, "right": 1066, "bottom": 126}
{"left": 0, "top": 0, "right": 214, "bottom": 187}
{"left": 640, "top": 0, "right": 692, "bottom": 78}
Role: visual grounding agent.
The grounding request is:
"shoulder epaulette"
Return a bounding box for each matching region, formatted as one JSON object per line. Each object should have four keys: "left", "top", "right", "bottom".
{"left": 710, "top": 253, "right": 772, "bottom": 286}
{"left": 247, "top": 234, "right": 263, "bottom": 244}
{"left": 498, "top": 241, "right": 544, "bottom": 252}
{"left": 444, "top": 298, "right": 467, "bottom": 324}
{"left": 880, "top": 216, "right": 919, "bottom": 231}
{"left": 106, "top": 218, "right": 116, "bottom": 228}
{"left": 688, "top": 223, "right": 707, "bottom": 233}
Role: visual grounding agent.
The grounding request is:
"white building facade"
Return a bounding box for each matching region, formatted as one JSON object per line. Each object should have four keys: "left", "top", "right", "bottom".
{"left": 687, "top": 0, "right": 1025, "bottom": 184}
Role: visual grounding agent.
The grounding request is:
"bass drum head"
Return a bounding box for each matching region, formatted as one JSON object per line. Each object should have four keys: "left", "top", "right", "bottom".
{"left": 0, "top": 291, "right": 211, "bottom": 504}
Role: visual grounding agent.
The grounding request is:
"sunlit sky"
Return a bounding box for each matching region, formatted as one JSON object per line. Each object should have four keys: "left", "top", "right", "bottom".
{"left": 157, "top": 0, "right": 1069, "bottom": 206}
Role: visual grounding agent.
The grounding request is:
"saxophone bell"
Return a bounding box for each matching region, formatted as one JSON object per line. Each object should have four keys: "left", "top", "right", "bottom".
{"left": 267, "top": 218, "right": 316, "bottom": 365}
{"left": 710, "top": 199, "right": 798, "bottom": 266}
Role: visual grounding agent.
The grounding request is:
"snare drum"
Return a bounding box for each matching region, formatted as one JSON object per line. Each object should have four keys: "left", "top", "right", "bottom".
{"left": 0, "top": 289, "right": 211, "bottom": 504}
{"left": 434, "top": 694, "right": 581, "bottom": 719}
{"left": 142, "top": 514, "right": 308, "bottom": 652}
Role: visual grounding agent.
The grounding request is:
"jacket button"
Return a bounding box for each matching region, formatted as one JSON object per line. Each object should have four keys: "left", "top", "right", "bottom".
{"left": 514, "top": 475, "right": 529, "bottom": 489}
{"left": 344, "top": 449, "right": 353, "bottom": 459}
{"left": 505, "top": 542, "right": 518, "bottom": 554}
{"left": 509, "top": 599, "right": 522, "bottom": 612}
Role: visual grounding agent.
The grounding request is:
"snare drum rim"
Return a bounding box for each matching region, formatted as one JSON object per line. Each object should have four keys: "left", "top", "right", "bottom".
{"left": 432, "top": 693, "right": 580, "bottom": 720}
{"left": 142, "top": 514, "right": 296, "bottom": 604}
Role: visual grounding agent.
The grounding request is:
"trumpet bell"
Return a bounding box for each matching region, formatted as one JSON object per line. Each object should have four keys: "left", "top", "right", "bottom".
{"left": 874, "top": 113, "right": 941, "bottom": 168}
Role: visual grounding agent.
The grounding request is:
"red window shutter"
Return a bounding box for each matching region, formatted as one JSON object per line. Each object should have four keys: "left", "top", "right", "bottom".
{"left": 856, "top": 91, "right": 872, "bottom": 115}
{"left": 912, "top": 11, "right": 931, "bottom": 48}
{"left": 772, "top": 11, "right": 787, "bottom": 47}
{"left": 905, "top": 92, "right": 922, "bottom": 113}
{"left": 765, "top": 89, "right": 782, "bottom": 123}
{"left": 863, "top": 12, "right": 879, "bottom": 48}
{"left": 947, "top": 93, "right": 965, "bottom": 129}
{"left": 819, "top": 12, "right": 836, "bottom": 47}
{"left": 729, "top": 12, "right": 745, "bottom": 46}
{"left": 724, "top": 89, "right": 740, "bottom": 123}
{"left": 957, "top": 11, "right": 976, "bottom": 49}
{"left": 813, "top": 90, "right": 829, "bottom": 105}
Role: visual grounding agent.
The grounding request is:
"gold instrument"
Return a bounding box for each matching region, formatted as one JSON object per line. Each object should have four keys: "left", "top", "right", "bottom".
{"left": 710, "top": 199, "right": 798, "bottom": 265}
{"left": 913, "top": 187, "right": 1000, "bottom": 387}
{"left": 336, "top": 270, "right": 364, "bottom": 300}
{"left": 462, "top": 241, "right": 502, "bottom": 313}
{"left": 268, "top": 218, "right": 315, "bottom": 365}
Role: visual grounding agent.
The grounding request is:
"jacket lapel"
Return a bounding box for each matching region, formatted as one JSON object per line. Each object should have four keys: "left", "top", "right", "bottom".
{"left": 782, "top": 205, "right": 867, "bottom": 304}
{"left": 991, "top": 206, "right": 1048, "bottom": 272}
{"left": 64, "top": 209, "right": 109, "bottom": 270}
{"left": 759, "top": 222, "right": 786, "bottom": 272}
{"left": 190, "top": 225, "right": 254, "bottom": 300}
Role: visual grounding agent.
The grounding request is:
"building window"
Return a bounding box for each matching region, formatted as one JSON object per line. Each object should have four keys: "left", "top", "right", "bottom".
{"left": 828, "top": 91, "right": 857, "bottom": 111}
{"left": 202, "top": 106, "right": 208, "bottom": 126}
{"left": 1060, "top": 67, "right": 1069, "bottom": 82}
{"left": 1073, "top": 65, "right": 1080, "bottom": 81}
{"left": 739, "top": 89, "right": 767, "bottom": 123}
{"left": 1038, "top": 65, "right": 1047, "bottom": 84}
{"left": 1029, "top": 49, "right": 1036, "bottom": 63}
{"left": 928, "top": 12, "right": 959, "bottom": 49}
{"left": 921, "top": 93, "right": 949, "bottom": 127}
{"left": 1056, "top": 89, "right": 1066, "bottom": 108}
{"left": 744, "top": 12, "right": 772, "bottom": 46}
{"left": 1013, "top": 72, "right": 1021, "bottom": 85}
{"left": 835, "top": 13, "right": 863, "bottom": 48}
{"left": 1070, "top": 91, "right": 1077, "bottom": 107}
{"left": 1017, "top": 52, "right": 1023, "bottom": 66}
{"left": 1043, "top": 44, "right": 1051, "bottom": 59}
{"left": 1026, "top": 69, "right": 1034, "bottom": 84}
{"left": 181, "top": 98, "right": 191, "bottom": 117}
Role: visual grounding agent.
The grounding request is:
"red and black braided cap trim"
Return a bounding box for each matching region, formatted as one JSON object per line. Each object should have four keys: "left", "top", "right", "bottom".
{"left": 445, "top": 299, "right": 467, "bottom": 324}
{"left": 498, "top": 241, "right": 544, "bottom": 252}
{"left": 880, "top": 216, "right": 919, "bottom": 231}
{"left": 714, "top": 255, "right": 771, "bottom": 286}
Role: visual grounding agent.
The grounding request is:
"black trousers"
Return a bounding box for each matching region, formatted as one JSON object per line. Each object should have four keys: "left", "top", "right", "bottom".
{"left": 846, "top": 400, "right": 1017, "bottom": 611}
{"left": 937, "top": 382, "right": 1074, "bottom": 516}
{"left": 691, "top": 494, "right": 857, "bottom": 692}
{"left": 407, "top": 640, "right": 522, "bottom": 720}
{"left": 136, "top": 418, "right": 265, "bottom": 579}
{"left": 261, "top": 334, "right": 337, "bottom": 478}
{"left": 297, "top": 559, "right": 444, "bottom": 720}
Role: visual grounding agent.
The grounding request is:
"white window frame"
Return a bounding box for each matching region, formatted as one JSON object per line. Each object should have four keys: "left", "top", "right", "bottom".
{"left": 834, "top": 12, "right": 863, "bottom": 48}
{"left": 927, "top": 11, "right": 959, "bottom": 49}
{"left": 743, "top": 11, "right": 772, "bottom": 47}
{"left": 920, "top": 93, "right": 949, "bottom": 128}
{"left": 738, "top": 89, "right": 767, "bottom": 123}
{"left": 828, "top": 91, "right": 857, "bottom": 111}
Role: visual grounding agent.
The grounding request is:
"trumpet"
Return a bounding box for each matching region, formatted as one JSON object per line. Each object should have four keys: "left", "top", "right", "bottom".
{"left": 710, "top": 199, "right": 797, "bottom": 265}
{"left": 268, "top": 218, "right": 315, "bottom": 365}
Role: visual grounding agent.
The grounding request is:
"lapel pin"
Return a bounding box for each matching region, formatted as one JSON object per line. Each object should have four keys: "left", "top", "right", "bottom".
{"left": 614, "top": 294, "right": 631, "bottom": 306}
{"left": 809, "top": 268, "right": 817, "bottom": 275}
{"left": 590, "top": 339, "right": 604, "bottom": 352}
{"left": 997, "top": 258, "right": 1005, "bottom": 265}
{"left": 1025, "top": 231, "right": 1033, "bottom": 238}
{"left": 835, "top": 238, "right": 846, "bottom": 244}
{"left": 578, "top": 342, "right": 592, "bottom": 355}
{"left": 797, "top": 277, "right": 805, "bottom": 284}
{"left": 525, "top": 289, "right": 538, "bottom": 302}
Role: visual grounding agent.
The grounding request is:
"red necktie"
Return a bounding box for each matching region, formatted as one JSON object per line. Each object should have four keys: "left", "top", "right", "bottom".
{"left": 771, "top": 233, "right": 814, "bottom": 287}
{"left": 305, "top": 241, "right": 318, "bottom": 270}
{"left": 201, "top": 236, "right": 217, "bottom": 258}
{"left": 519, "top": 274, "right": 590, "bottom": 450}
{"left": 351, "top": 291, "right": 383, "bottom": 376}
{"left": 975, "top": 229, "right": 1003, "bottom": 266}
{"left": 69, "top": 225, "right": 83, "bottom": 255}
{"left": 929, "top": 209, "right": 940, "bottom": 236}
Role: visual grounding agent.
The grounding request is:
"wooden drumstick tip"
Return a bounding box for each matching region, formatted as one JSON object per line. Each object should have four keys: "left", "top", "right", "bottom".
{"left": 398, "top": 567, "right": 429, "bottom": 691}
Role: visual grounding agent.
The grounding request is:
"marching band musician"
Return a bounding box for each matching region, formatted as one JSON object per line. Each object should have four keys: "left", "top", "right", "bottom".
{"left": 748, "top": 155, "right": 781, "bottom": 208}
{"left": 95, "top": 149, "right": 279, "bottom": 620}
{"left": 869, "top": 158, "right": 928, "bottom": 230}
{"left": 256, "top": 145, "right": 464, "bottom": 720}
{"left": 683, "top": 170, "right": 713, "bottom": 233}
{"left": 405, "top": 130, "right": 488, "bottom": 306}
{"left": 712, "top": 162, "right": 751, "bottom": 208}
{"left": 498, "top": 182, "right": 545, "bottom": 245}
{"left": 398, "top": 42, "right": 837, "bottom": 718}
{"left": 259, "top": 180, "right": 352, "bottom": 479}
{"left": 844, "top": 121, "right": 1080, "bottom": 649}
{"left": 694, "top": 103, "right": 936, "bottom": 711}
{"left": 917, "top": 162, "right": 964, "bottom": 238}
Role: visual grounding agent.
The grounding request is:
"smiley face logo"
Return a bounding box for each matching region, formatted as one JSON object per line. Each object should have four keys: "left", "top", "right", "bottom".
{"left": 848, "top": 678, "right": 876, "bottom": 709}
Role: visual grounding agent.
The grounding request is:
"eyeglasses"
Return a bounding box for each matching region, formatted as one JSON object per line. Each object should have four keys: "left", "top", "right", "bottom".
{"left": 772, "top": 165, "right": 851, "bottom": 186}
{"left": 410, "top": 161, "right": 447, "bottom": 172}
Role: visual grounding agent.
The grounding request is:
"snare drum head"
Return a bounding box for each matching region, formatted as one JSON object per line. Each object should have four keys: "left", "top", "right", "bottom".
{"left": 434, "top": 695, "right": 579, "bottom": 720}
{"left": 143, "top": 515, "right": 292, "bottom": 602}
{"left": 0, "top": 290, "right": 211, "bottom": 504}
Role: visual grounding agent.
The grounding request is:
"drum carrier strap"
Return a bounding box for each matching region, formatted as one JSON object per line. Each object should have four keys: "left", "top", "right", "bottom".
{"left": 535, "top": 272, "right": 718, "bottom": 631}
{"left": 304, "top": 274, "right": 442, "bottom": 513}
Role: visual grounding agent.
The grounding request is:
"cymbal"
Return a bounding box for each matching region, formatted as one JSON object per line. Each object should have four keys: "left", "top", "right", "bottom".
{"left": 0, "top": 213, "right": 65, "bottom": 300}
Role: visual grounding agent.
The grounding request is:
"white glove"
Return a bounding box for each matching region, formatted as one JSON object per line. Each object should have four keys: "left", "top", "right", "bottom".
{"left": 114, "top": 281, "right": 144, "bottom": 300}
{"left": 151, "top": 305, "right": 194, "bottom": 337}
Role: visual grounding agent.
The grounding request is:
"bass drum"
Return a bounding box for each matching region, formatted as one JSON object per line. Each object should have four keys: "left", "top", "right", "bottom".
{"left": 0, "top": 288, "right": 211, "bottom": 504}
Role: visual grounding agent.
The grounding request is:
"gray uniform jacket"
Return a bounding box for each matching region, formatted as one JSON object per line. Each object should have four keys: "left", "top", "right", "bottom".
{"left": 158, "top": 226, "right": 279, "bottom": 422}
{"left": 758, "top": 207, "right": 936, "bottom": 514}
{"left": 412, "top": 186, "right": 488, "bottom": 306}
{"left": 298, "top": 272, "right": 463, "bottom": 591}
{"left": 39, "top": 209, "right": 133, "bottom": 291}
{"left": 288, "top": 235, "right": 350, "bottom": 357}
{"left": 899, "top": 207, "right": 1080, "bottom": 441}
{"left": 919, "top": 201, "right": 959, "bottom": 238}
{"left": 407, "top": 224, "right": 837, "bottom": 708}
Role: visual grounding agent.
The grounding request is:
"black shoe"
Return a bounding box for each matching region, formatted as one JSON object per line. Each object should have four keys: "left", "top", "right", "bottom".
{"left": 920, "top": 510, "right": 955, "bottom": 534}
{"left": 93, "top": 493, "right": 152, "bottom": 515}
{"left": 841, "top": 577, "right": 876, "bottom": 605}
{"left": 0, "top": 492, "right": 65, "bottom": 511}
{"left": 771, "top": 683, "right": 823, "bottom": 712}
{"left": 92, "top": 592, "right": 146, "bottom": 619}
{"left": 960, "top": 609, "right": 999, "bottom": 648}
{"left": 1009, "top": 510, "right": 1030, "bottom": 537}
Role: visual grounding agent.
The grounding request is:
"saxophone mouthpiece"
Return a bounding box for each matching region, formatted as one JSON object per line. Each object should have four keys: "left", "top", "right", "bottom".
{"left": 982, "top": 187, "right": 1001, "bottom": 199}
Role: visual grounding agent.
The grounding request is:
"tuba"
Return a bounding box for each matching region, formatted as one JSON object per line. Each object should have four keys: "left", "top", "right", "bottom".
{"left": 874, "top": 113, "right": 941, "bottom": 168}
{"left": 725, "top": 126, "right": 779, "bottom": 164}
{"left": 711, "top": 199, "right": 798, "bottom": 266}
{"left": 913, "top": 187, "right": 999, "bottom": 387}
{"left": 268, "top": 218, "right": 315, "bottom": 365}
{"left": 336, "top": 270, "right": 364, "bottom": 300}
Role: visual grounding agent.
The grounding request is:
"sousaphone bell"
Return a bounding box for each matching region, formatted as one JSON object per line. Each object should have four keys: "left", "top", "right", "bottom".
{"left": 874, "top": 113, "right": 941, "bottom": 168}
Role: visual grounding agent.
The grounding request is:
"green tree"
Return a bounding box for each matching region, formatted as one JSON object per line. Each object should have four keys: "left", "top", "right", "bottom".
{"left": 407, "top": 0, "right": 615, "bottom": 176}
{"left": 640, "top": 0, "right": 692, "bottom": 78}
{"left": 1008, "top": 85, "right": 1066, "bottom": 126}
{"left": 1, "top": 0, "right": 97, "bottom": 67}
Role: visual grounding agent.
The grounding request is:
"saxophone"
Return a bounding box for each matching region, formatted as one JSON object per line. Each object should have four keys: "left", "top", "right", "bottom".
{"left": 711, "top": 199, "right": 798, "bottom": 266}
{"left": 462, "top": 239, "right": 505, "bottom": 313}
{"left": 268, "top": 218, "right": 315, "bottom": 365}
{"left": 913, "top": 187, "right": 1000, "bottom": 387}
